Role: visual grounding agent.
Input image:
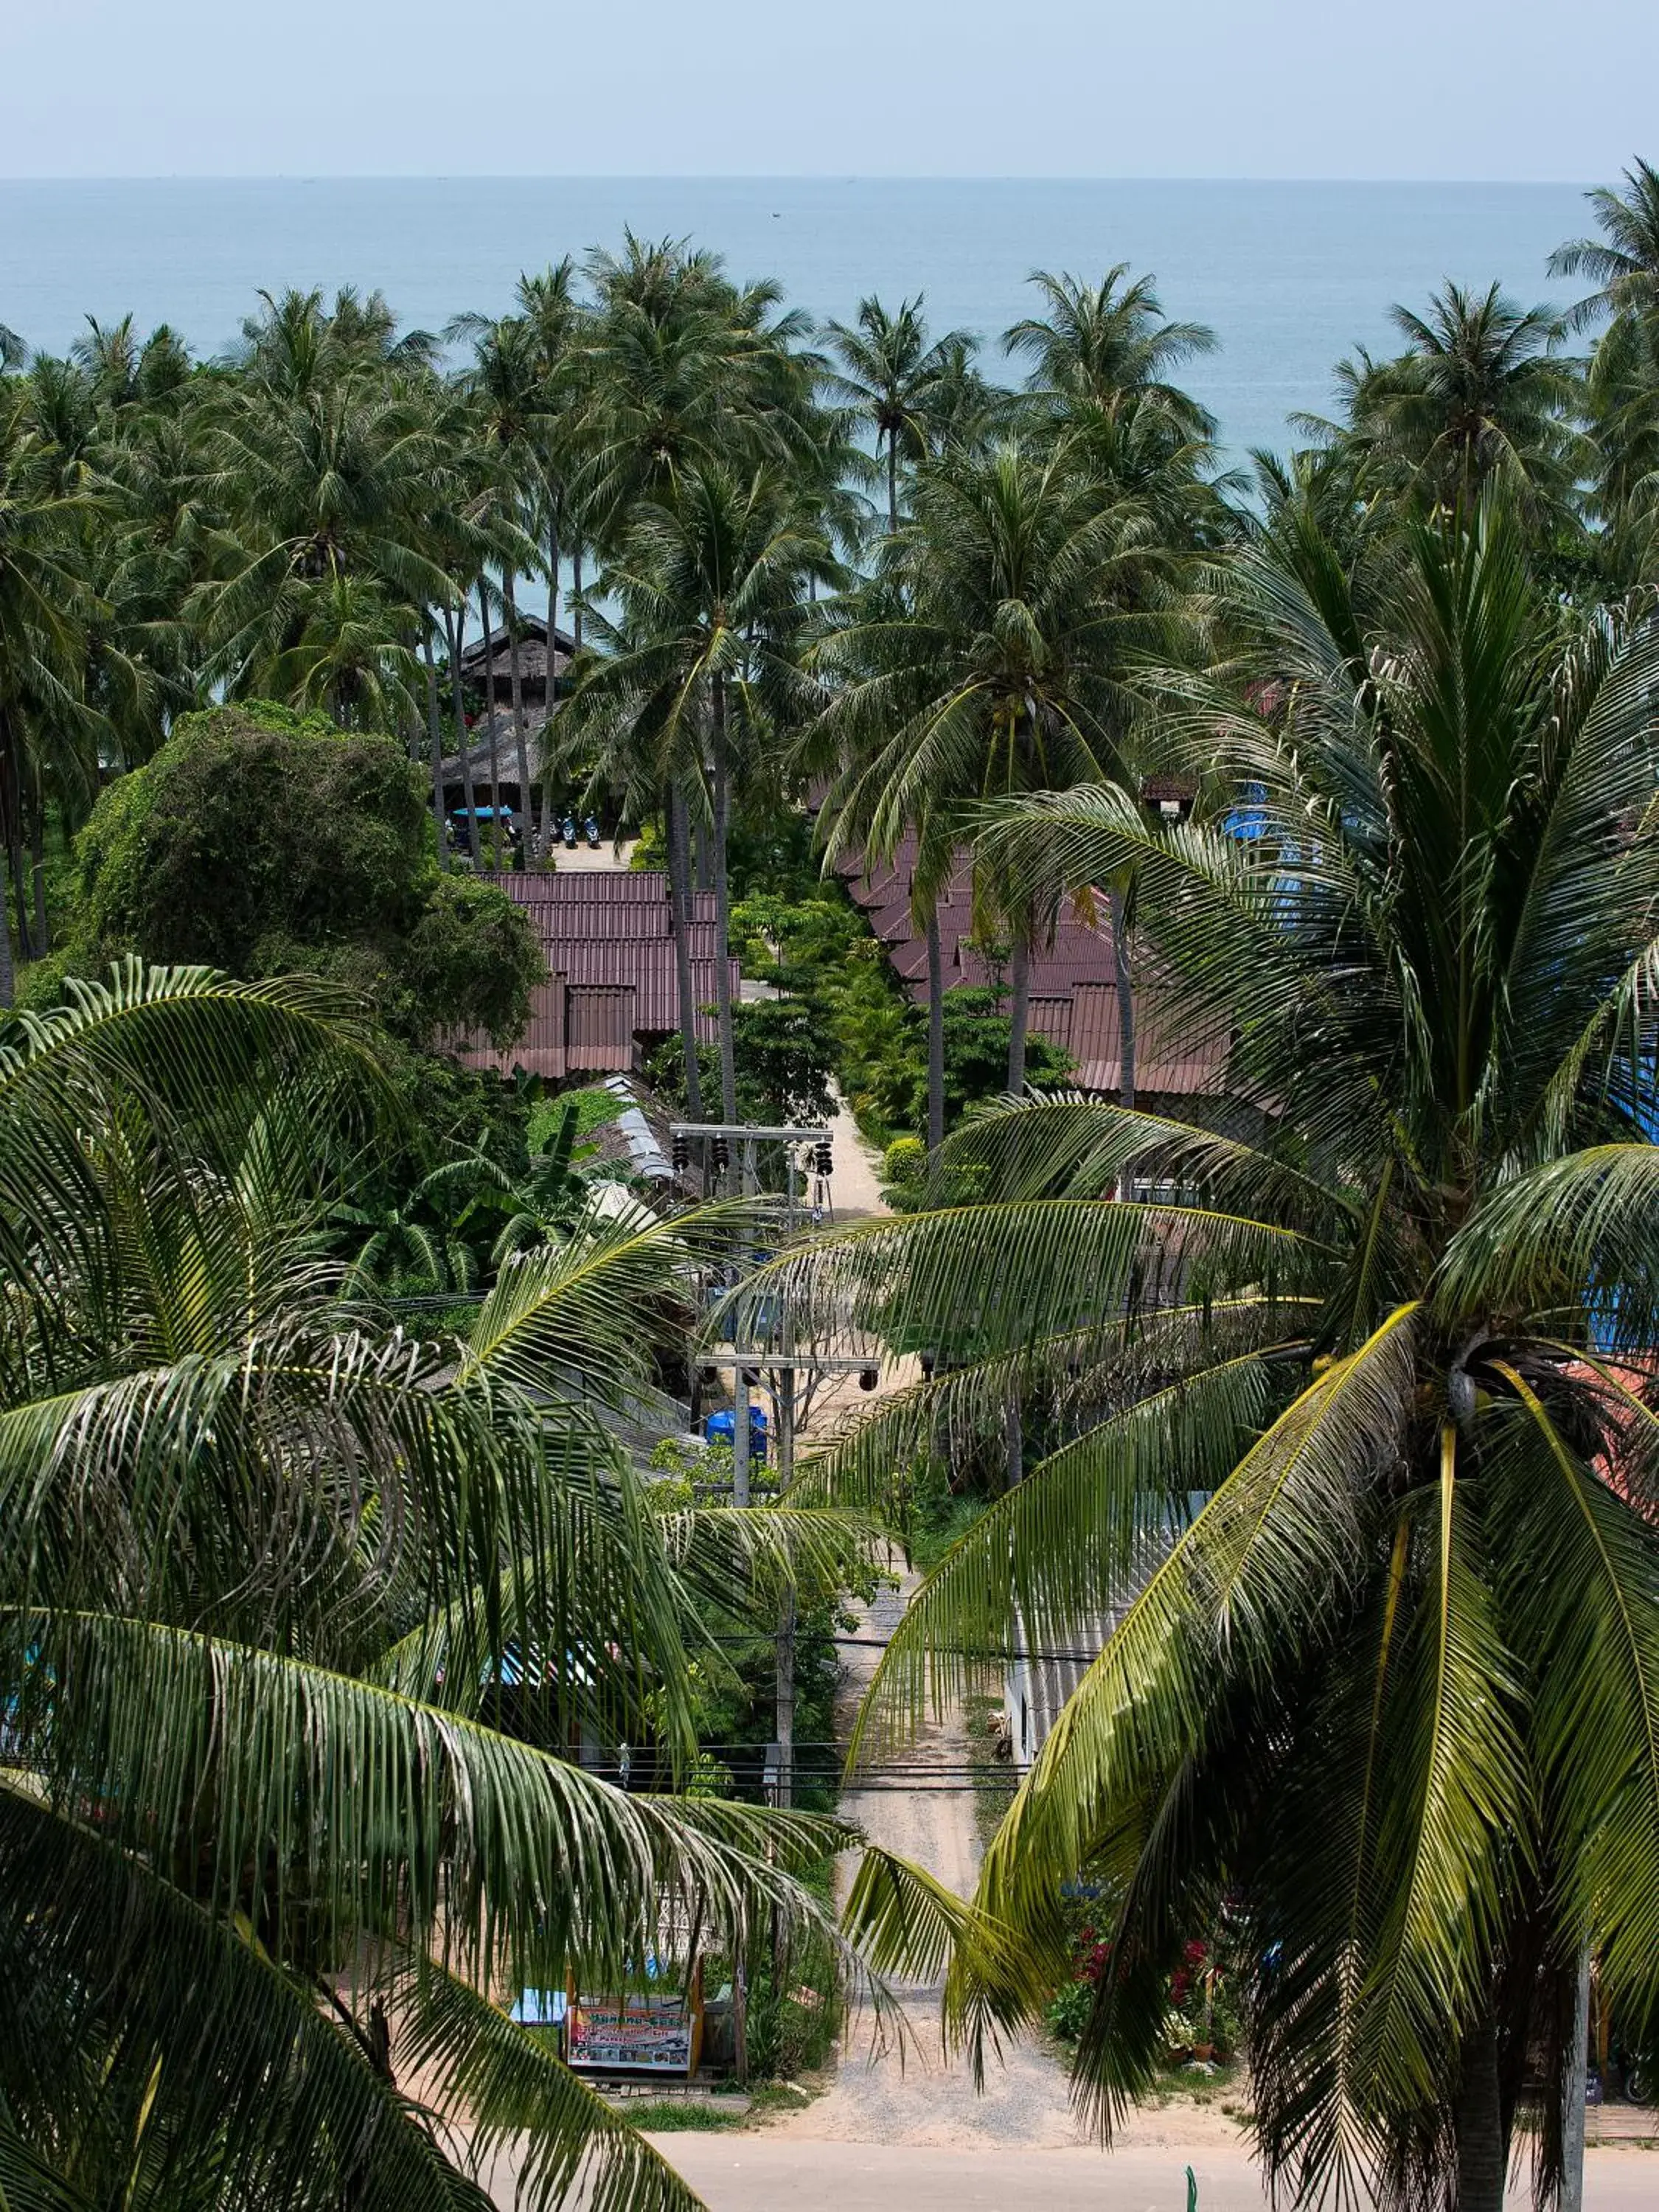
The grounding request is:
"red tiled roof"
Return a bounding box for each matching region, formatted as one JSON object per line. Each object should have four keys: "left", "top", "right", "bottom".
{"left": 444, "top": 869, "right": 736, "bottom": 1077}
{"left": 483, "top": 869, "right": 672, "bottom": 904}
{"left": 838, "top": 839, "right": 1225, "bottom": 1100}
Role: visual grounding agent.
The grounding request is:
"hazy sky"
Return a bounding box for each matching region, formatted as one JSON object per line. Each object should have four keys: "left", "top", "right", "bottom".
{"left": 3, "top": 0, "right": 1654, "bottom": 181}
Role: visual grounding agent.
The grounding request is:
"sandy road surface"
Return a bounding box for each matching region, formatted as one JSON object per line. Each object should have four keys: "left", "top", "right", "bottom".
{"left": 764, "top": 1575, "right": 1088, "bottom": 2152}
{"left": 642, "top": 2140, "right": 1656, "bottom": 2212}
{"left": 765, "top": 1113, "right": 1236, "bottom": 2159}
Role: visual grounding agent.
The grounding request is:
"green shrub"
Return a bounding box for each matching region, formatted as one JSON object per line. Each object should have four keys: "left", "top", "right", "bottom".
{"left": 881, "top": 1135, "right": 926, "bottom": 1186}
{"left": 1045, "top": 1977, "right": 1096, "bottom": 2043}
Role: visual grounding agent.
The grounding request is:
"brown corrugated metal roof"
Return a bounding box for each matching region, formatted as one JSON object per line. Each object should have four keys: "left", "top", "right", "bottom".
{"left": 482, "top": 869, "right": 672, "bottom": 904}
{"left": 566, "top": 986, "right": 638, "bottom": 1068}
{"left": 446, "top": 863, "right": 733, "bottom": 1077}
{"left": 838, "top": 834, "right": 1226, "bottom": 1102}
{"left": 1029, "top": 997, "right": 1073, "bottom": 1049}
{"left": 439, "top": 974, "right": 568, "bottom": 1079}
{"left": 553, "top": 952, "right": 728, "bottom": 1034}
{"left": 869, "top": 899, "right": 921, "bottom": 944}
{"left": 510, "top": 900, "right": 675, "bottom": 941}
{"left": 551, "top": 935, "right": 721, "bottom": 984}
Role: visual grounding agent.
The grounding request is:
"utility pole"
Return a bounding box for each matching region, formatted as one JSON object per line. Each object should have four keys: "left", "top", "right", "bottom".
{"left": 668, "top": 1121, "right": 871, "bottom": 1816}
{"left": 670, "top": 1118, "right": 845, "bottom": 2080}
{"left": 1563, "top": 1944, "right": 1591, "bottom": 2212}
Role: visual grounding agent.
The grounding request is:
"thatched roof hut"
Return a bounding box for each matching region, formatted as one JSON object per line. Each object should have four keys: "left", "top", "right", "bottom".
{"left": 458, "top": 617, "right": 577, "bottom": 709}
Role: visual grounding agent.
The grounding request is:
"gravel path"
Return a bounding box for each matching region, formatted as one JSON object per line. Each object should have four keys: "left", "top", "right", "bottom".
{"left": 820, "top": 1086, "right": 887, "bottom": 1222}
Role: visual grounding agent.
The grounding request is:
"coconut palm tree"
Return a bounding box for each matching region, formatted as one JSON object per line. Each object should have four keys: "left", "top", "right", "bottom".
{"left": 1006, "top": 265, "right": 1217, "bottom": 440}
{"left": 1550, "top": 158, "right": 1659, "bottom": 333}
{"left": 449, "top": 312, "right": 553, "bottom": 852}
{"left": 516, "top": 260, "right": 595, "bottom": 793}
{"left": 0, "top": 961, "right": 903, "bottom": 2211}
{"left": 1307, "top": 283, "right": 1585, "bottom": 527}
{"left": 575, "top": 236, "right": 821, "bottom": 555}
{"left": 768, "top": 493, "right": 1659, "bottom": 2212}
{"left": 821, "top": 296, "right": 977, "bottom": 535}
{"left": 195, "top": 363, "right": 453, "bottom": 700}
{"left": 0, "top": 384, "right": 92, "bottom": 997}
{"left": 555, "top": 465, "right": 838, "bottom": 1135}
{"left": 1004, "top": 271, "right": 1230, "bottom": 1110}
{"left": 230, "top": 285, "right": 436, "bottom": 398}
{"left": 809, "top": 437, "right": 1169, "bottom": 1102}
{"left": 262, "top": 571, "right": 422, "bottom": 730}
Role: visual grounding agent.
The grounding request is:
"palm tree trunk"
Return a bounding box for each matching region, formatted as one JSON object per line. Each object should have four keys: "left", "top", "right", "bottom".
{"left": 7, "top": 835, "right": 29, "bottom": 961}
{"left": 926, "top": 905, "right": 945, "bottom": 1150}
{"left": 442, "top": 600, "right": 479, "bottom": 863}
{"left": 666, "top": 781, "right": 704, "bottom": 1123}
{"left": 546, "top": 504, "right": 562, "bottom": 648}
{"left": 887, "top": 428, "right": 899, "bottom": 535}
{"left": 571, "top": 543, "right": 584, "bottom": 654}
{"left": 544, "top": 503, "right": 562, "bottom": 858}
{"left": 29, "top": 807, "right": 48, "bottom": 958}
{"left": 0, "top": 719, "right": 28, "bottom": 967}
{"left": 478, "top": 574, "right": 503, "bottom": 863}
{"left": 0, "top": 844, "right": 15, "bottom": 1006}
{"left": 504, "top": 571, "right": 530, "bottom": 872}
{"left": 1107, "top": 883, "right": 1135, "bottom": 1109}
{"left": 421, "top": 626, "right": 447, "bottom": 866}
{"left": 1006, "top": 932, "right": 1031, "bottom": 1093}
{"left": 1454, "top": 2014, "right": 1509, "bottom": 2212}
{"left": 695, "top": 818, "right": 712, "bottom": 894}
{"left": 709, "top": 675, "right": 739, "bottom": 1125}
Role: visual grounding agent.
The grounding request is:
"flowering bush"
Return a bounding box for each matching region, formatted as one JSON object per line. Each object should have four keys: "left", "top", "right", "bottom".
{"left": 1043, "top": 1923, "right": 1242, "bottom": 2060}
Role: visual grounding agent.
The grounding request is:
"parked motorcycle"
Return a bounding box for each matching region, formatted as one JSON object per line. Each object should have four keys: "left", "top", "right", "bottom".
{"left": 584, "top": 815, "right": 600, "bottom": 849}
{"left": 560, "top": 815, "right": 577, "bottom": 849}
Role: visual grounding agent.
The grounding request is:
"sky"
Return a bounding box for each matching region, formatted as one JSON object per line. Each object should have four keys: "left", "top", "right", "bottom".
{"left": 2, "top": 0, "right": 1654, "bottom": 181}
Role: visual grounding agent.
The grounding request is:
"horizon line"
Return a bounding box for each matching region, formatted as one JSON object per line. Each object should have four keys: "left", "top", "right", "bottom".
{"left": 0, "top": 172, "right": 1601, "bottom": 190}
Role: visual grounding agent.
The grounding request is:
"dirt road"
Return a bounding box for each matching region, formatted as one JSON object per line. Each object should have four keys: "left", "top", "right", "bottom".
{"left": 762, "top": 1574, "right": 1095, "bottom": 2152}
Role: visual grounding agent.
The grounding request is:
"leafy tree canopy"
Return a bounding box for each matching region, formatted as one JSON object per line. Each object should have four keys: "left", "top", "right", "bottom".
{"left": 43, "top": 699, "right": 541, "bottom": 1047}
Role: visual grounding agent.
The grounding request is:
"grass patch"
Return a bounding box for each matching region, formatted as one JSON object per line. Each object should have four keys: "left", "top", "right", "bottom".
{"left": 620, "top": 2081, "right": 816, "bottom": 2132}
{"left": 530, "top": 1084, "right": 626, "bottom": 1151}
{"left": 615, "top": 2099, "right": 745, "bottom": 2132}
{"left": 1148, "top": 2056, "right": 1248, "bottom": 2110}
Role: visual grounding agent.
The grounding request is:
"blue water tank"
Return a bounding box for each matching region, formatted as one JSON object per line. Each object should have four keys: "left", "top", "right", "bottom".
{"left": 704, "top": 1406, "right": 769, "bottom": 1461}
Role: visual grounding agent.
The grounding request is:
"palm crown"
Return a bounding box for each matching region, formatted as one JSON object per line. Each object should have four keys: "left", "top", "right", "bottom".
{"left": 1549, "top": 158, "right": 1659, "bottom": 333}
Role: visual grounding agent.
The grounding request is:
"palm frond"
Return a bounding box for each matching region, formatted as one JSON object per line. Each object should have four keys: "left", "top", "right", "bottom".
{"left": 973, "top": 1304, "right": 1419, "bottom": 1930}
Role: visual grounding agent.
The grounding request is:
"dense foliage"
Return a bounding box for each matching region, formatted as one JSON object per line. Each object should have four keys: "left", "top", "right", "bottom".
{"left": 0, "top": 967, "right": 912, "bottom": 2211}
{"left": 8, "top": 156, "right": 1659, "bottom": 2212}
{"left": 775, "top": 496, "right": 1659, "bottom": 2211}
{"left": 39, "top": 700, "right": 542, "bottom": 1045}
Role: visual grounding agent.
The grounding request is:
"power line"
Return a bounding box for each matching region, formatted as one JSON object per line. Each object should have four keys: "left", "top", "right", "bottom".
{"left": 706, "top": 1631, "right": 1113, "bottom": 1665}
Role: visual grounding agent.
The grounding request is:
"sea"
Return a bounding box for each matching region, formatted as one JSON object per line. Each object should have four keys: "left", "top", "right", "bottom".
{"left": 0, "top": 176, "right": 1593, "bottom": 463}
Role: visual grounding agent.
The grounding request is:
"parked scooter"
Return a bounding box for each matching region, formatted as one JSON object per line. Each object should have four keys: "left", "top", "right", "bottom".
{"left": 584, "top": 815, "right": 600, "bottom": 849}
{"left": 560, "top": 814, "right": 577, "bottom": 849}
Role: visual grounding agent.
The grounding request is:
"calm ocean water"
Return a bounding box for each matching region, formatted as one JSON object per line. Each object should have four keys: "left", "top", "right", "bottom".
{"left": 0, "top": 177, "right": 1591, "bottom": 461}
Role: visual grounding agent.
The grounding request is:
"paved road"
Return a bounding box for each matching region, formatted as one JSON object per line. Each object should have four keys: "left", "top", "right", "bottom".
{"left": 644, "top": 2139, "right": 1657, "bottom": 2211}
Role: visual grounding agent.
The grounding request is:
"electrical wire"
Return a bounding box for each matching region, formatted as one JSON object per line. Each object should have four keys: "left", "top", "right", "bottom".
{"left": 706, "top": 1631, "right": 1116, "bottom": 1665}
